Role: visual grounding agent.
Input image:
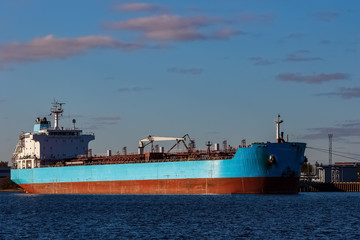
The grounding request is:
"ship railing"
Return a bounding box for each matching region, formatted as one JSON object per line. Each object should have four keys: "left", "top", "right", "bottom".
{"left": 44, "top": 128, "right": 95, "bottom": 135}
{"left": 35, "top": 154, "right": 235, "bottom": 168}
{"left": 35, "top": 149, "right": 237, "bottom": 168}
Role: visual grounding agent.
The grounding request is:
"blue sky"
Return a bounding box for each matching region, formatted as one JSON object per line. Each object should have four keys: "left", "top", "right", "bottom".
{"left": 1, "top": 0, "right": 359, "bottom": 164}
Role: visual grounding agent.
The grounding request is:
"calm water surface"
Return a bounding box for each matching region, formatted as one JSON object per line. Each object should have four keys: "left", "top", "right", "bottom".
{"left": 1, "top": 192, "right": 360, "bottom": 239}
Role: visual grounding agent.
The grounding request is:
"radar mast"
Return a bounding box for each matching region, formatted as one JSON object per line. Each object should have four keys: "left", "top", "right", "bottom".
{"left": 275, "top": 114, "right": 283, "bottom": 143}
{"left": 51, "top": 100, "right": 65, "bottom": 129}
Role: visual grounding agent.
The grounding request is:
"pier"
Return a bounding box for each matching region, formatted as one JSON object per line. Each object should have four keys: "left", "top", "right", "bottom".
{"left": 299, "top": 181, "right": 360, "bottom": 192}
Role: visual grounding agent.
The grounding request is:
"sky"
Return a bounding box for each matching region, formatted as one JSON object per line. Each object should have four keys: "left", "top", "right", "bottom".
{"left": 0, "top": 0, "right": 359, "bottom": 165}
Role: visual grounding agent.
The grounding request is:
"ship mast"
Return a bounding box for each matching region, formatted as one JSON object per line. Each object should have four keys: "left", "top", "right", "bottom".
{"left": 51, "top": 100, "right": 64, "bottom": 129}
{"left": 275, "top": 114, "right": 283, "bottom": 143}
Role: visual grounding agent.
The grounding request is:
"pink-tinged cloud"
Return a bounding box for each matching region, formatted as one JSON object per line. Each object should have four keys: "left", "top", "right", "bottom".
{"left": 0, "top": 35, "right": 141, "bottom": 63}
{"left": 147, "top": 29, "right": 205, "bottom": 41}
{"left": 285, "top": 51, "right": 323, "bottom": 62}
{"left": 105, "top": 14, "right": 237, "bottom": 41}
{"left": 303, "top": 121, "right": 360, "bottom": 141}
{"left": 317, "top": 87, "right": 360, "bottom": 99}
{"left": 210, "top": 28, "right": 243, "bottom": 39}
{"left": 114, "top": 3, "right": 168, "bottom": 13}
{"left": 106, "top": 15, "right": 217, "bottom": 32}
{"left": 277, "top": 73, "right": 348, "bottom": 84}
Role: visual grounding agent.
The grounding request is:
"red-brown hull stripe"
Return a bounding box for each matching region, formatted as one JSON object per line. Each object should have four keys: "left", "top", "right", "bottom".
{"left": 19, "top": 177, "right": 300, "bottom": 194}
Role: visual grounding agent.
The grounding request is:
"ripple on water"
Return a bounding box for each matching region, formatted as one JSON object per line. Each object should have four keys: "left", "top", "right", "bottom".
{"left": 1, "top": 192, "right": 360, "bottom": 239}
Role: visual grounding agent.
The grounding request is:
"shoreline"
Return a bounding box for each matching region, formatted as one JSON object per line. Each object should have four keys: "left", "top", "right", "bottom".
{"left": 0, "top": 188, "right": 24, "bottom": 192}
{"left": 0, "top": 177, "right": 23, "bottom": 192}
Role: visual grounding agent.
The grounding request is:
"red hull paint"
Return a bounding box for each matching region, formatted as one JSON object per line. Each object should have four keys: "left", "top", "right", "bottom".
{"left": 19, "top": 177, "right": 300, "bottom": 194}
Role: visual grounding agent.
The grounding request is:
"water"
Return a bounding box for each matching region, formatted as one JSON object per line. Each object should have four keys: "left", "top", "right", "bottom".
{"left": 1, "top": 192, "right": 360, "bottom": 239}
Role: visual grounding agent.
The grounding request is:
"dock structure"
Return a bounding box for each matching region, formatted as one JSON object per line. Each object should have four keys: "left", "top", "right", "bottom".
{"left": 299, "top": 161, "right": 360, "bottom": 192}
{"left": 299, "top": 181, "right": 360, "bottom": 192}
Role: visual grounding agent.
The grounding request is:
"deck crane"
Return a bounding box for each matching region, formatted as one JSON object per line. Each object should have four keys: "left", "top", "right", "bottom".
{"left": 138, "top": 134, "right": 194, "bottom": 154}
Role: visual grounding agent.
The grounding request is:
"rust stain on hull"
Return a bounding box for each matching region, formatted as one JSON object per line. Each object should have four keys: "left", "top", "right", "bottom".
{"left": 19, "top": 177, "right": 300, "bottom": 194}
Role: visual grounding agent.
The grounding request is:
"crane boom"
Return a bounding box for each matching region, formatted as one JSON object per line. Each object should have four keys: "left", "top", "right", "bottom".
{"left": 139, "top": 136, "right": 184, "bottom": 144}
{"left": 137, "top": 134, "right": 191, "bottom": 154}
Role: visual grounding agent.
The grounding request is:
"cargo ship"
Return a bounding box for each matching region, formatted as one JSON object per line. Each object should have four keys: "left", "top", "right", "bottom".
{"left": 11, "top": 101, "right": 306, "bottom": 194}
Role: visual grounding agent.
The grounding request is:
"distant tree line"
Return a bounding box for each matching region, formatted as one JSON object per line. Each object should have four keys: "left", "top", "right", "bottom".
{"left": 302, "top": 162, "right": 313, "bottom": 174}
{"left": 0, "top": 161, "right": 9, "bottom": 167}
{"left": 0, "top": 177, "right": 20, "bottom": 190}
{"left": 301, "top": 161, "right": 322, "bottom": 174}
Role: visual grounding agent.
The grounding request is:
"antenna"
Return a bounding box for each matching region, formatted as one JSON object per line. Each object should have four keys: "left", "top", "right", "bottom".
{"left": 275, "top": 114, "right": 284, "bottom": 143}
{"left": 206, "top": 141, "right": 212, "bottom": 155}
{"left": 51, "top": 99, "right": 65, "bottom": 129}
{"left": 328, "top": 133, "right": 333, "bottom": 165}
{"left": 72, "top": 119, "right": 76, "bottom": 129}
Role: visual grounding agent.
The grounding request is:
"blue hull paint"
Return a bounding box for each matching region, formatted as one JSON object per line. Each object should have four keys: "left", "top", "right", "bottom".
{"left": 11, "top": 143, "right": 306, "bottom": 186}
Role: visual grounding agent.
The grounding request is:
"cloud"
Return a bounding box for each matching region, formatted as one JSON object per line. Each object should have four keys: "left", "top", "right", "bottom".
{"left": 287, "top": 33, "right": 305, "bottom": 40}
{"left": 277, "top": 73, "right": 348, "bottom": 84}
{"left": 0, "top": 35, "right": 141, "bottom": 63}
{"left": 277, "top": 33, "right": 305, "bottom": 44}
{"left": 210, "top": 28, "right": 243, "bottom": 39}
{"left": 249, "top": 57, "right": 274, "bottom": 66}
{"left": 342, "top": 121, "right": 360, "bottom": 128}
{"left": 62, "top": 114, "right": 85, "bottom": 120}
{"left": 114, "top": 3, "right": 168, "bottom": 13}
{"left": 105, "top": 14, "right": 239, "bottom": 42}
{"left": 285, "top": 51, "right": 323, "bottom": 62}
{"left": 117, "top": 86, "right": 151, "bottom": 92}
{"left": 317, "top": 87, "right": 360, "bottom": 99}
{"left": 84, "top": 116, "right": 121, "bottom": 130}
{"left": 314, "top": 11, "right": 340, "bottom": 22}
{"left": 167, "top": 67, "right": 203, "bottom": 75}
{"left": 236, "top": 12, "right": 275, "bottom": 24}
{"left": 303, "top": 121, "right": 360, "bottom": 140}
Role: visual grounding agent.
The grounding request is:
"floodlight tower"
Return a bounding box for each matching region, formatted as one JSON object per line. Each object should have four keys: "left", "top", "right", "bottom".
{"left": 328, "top": 134, "right": 333, "bottom": 165}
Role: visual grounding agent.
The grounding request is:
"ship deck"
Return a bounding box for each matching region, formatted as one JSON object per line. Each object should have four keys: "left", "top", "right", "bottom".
{"left": 39, "top": 150, "right": 238, "bottom": 168}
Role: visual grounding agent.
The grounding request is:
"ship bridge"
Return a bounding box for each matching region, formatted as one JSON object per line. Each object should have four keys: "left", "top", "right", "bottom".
{"left": 12, "top": 100, "right": 95, "bottom": 169}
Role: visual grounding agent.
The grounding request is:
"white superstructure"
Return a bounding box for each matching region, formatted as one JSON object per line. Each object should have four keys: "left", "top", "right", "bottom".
{"left": 12, "top": 100, "right": 95, "bottom": 169}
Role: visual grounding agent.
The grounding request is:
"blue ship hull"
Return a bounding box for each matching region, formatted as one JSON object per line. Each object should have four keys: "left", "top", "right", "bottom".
{"left": 11, "top": 142, "right": 306, "bottom": 194}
